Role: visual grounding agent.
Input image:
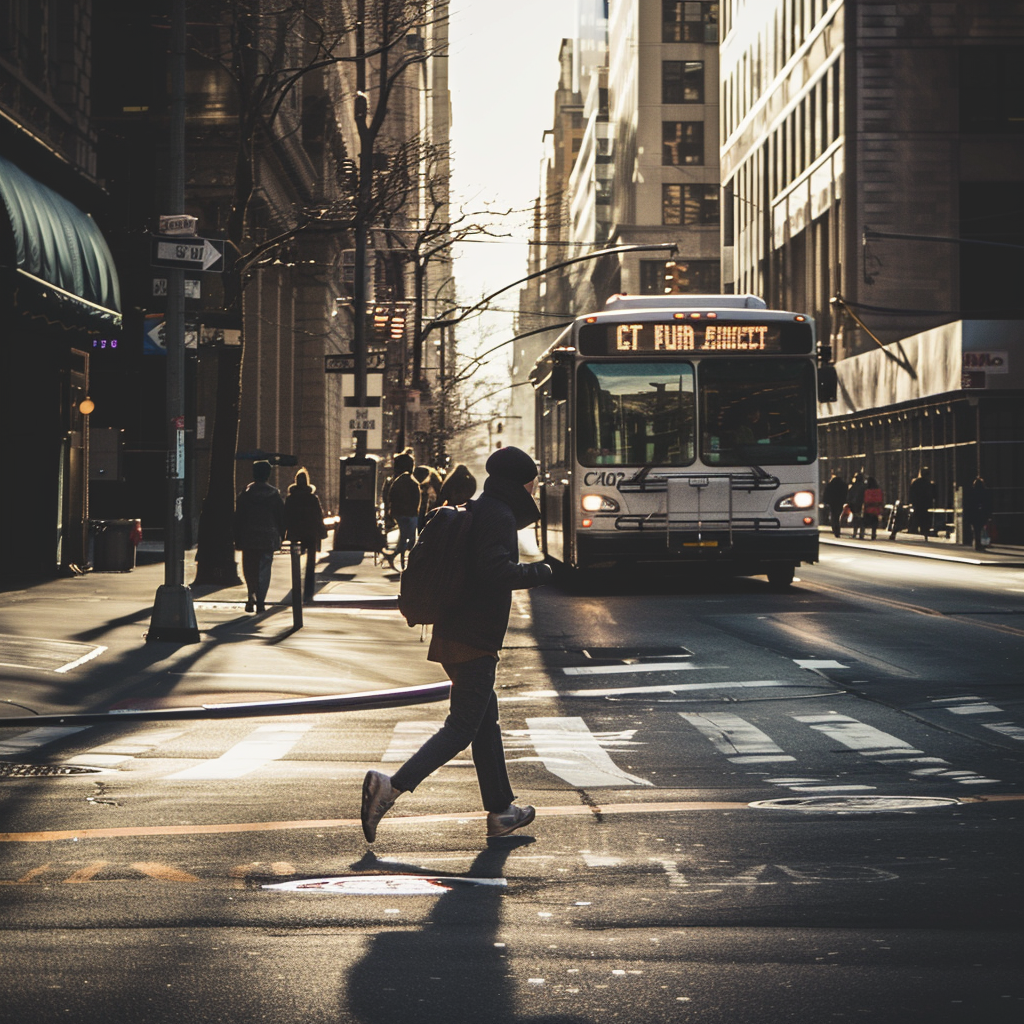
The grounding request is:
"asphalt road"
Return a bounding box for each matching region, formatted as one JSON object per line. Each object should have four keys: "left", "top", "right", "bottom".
{"left": 1, "top": 547, "right": 1022, "bottom": 1023}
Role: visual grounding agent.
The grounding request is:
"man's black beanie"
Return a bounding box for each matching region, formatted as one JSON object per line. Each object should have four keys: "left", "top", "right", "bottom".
{"left": 485, "top": 446, "right": 538, "bottom": 485}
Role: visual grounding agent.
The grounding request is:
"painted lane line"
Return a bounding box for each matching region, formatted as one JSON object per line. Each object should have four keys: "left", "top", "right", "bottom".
{"left": 381, "top": 722, "right": 472, "bottom": 766}
{"left": 793, "top": 659, "right": 848, "bottom": 670}
{"left": 165, "top": 723, "right": 312, "bottom": 780}
{"left": 507, "top": 680, "right": 793, "bottom": 701}
{"left": 562, "top": 662, "right": 702, "bottom": 677}
{"left": 678, "top": 712, "right": 795, "bottom": 764}
{"left": 0, "top": 726, "right": 89, "bottom": 757}
{"left": 54, "top": 645, "right": 107, "bottom": 674}
{"left": 525, "top": 717, "right": 653, "bottom": 788}
{"left": 8, "top": 795, "right": 1024, "bottom": 843}
{"left": 931, "top": 696, "right": 1004, "bottom": 715}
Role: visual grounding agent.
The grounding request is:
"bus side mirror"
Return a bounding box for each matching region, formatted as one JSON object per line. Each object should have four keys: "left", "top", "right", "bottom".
{"left": 551, "top": 369, "right": 568, "bottom": 402}
{"left": 818, "top": 365, "right": 838, "bottom": 403}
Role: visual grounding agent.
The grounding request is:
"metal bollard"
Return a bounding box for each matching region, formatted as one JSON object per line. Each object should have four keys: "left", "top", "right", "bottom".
{"left": 290, "top": 541, "right": 304, "bottom": 630}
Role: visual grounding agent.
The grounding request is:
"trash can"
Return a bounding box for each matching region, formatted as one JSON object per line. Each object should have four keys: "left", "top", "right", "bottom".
{"left": 90, "top": 519, "right": 142, "bottom": 572}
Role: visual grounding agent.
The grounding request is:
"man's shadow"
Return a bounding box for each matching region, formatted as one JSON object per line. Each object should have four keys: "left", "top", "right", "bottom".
{"left": 344, "top": 842, "right": 588, "bottom": 1024}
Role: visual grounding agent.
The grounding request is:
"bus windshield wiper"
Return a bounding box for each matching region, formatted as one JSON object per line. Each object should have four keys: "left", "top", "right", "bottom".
{"left": 628, "top": 463, "right": 656, "bottom": 486}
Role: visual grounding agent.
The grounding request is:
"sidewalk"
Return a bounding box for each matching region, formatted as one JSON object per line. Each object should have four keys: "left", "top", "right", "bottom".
{"left": 0, "top": 547, "right": 445, "bottom": 722}
{"left": 818, "top": 527, "right": 1024, "bottom": 567}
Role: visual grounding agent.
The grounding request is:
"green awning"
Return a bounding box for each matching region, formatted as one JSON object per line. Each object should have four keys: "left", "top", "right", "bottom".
{"left": 0, "top": 154, "right": 121, "bottom": 332}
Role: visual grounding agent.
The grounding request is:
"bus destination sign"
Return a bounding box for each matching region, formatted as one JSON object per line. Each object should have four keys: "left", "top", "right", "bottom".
{"left": 578, "top": 320, "right": 813, "bottom": 356}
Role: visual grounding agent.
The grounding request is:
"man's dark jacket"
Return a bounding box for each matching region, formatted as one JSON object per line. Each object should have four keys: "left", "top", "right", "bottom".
{"left": 432, "top": 475, "right": 551, "bottom": 652}
{"left": 234, "top": 481, "right": 286, "bottom": 551}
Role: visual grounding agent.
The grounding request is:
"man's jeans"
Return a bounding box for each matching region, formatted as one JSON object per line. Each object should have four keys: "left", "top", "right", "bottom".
{"left": 241, "top": 550, "right": 274, "bottom": 607}
{"left": 393, "top": 515, "right": 418, "bottom": 564}
{"left": 391, "top": 656, "right": 514, "bottom": 813}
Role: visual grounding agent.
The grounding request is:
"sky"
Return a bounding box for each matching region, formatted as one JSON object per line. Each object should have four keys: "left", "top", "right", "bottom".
{"left": 446, "top": 1, "right": 575, "bottom": 392}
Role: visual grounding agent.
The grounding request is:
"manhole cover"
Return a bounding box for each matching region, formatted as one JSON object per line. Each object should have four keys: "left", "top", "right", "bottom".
{"left": 750, "top": 795, "right": 959, "bottom": 812}
{"left": 0, "top": 761, "right": 104, "bottom": 778}
{"left": 264, "top": 874, "right": 507, "bottom": 894}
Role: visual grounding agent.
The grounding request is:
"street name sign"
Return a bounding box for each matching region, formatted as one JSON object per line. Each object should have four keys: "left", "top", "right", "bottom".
{"left": 325, "top": 352, "right": 386, "bottom": 372}
{"left": 151, "top": 234, "right": 226, "bottom": 273}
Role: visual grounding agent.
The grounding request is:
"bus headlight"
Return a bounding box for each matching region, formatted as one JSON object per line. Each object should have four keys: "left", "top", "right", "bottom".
{"left": 581, "top": 493, "right": 620, "bottom": 513}
{"left": 775, "top": 491, "right": 816, "bottom": 511}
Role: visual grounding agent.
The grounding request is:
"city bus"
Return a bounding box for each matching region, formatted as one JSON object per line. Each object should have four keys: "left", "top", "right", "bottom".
{"left": 529, "top": 294, "right": 823, "bottom": 588}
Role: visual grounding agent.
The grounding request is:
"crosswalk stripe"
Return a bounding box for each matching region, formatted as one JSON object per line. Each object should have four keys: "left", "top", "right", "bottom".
{"left": 562, "top": 662, "right": 701, "bottom": 677}
{"left": 381, "top": 722, "right": 472, "bottom": 766}
{"left": 678, "top": 712, "right": 795, "bottom": 764}
{"left": 0, "top": 726, "right": 88, "bottom": 757}
{"left": 65, "top": 729, "right": 185, "bottom": 769}
{"left": 165, "top": 724, "right": 312, "bottom": 780}
{"left": 983, "top": 722, "right": 1024, "bottom": 743}
{"left": 524, "top": 717, "right": 652, "bottom": 788}
{"left": 793, "top": 714, "right": 923, "bottom": 754}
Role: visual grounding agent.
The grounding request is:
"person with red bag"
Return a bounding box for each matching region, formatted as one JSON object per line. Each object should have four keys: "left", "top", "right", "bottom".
{"left": 859, "top": 477, "right": 885, "bottom": 540}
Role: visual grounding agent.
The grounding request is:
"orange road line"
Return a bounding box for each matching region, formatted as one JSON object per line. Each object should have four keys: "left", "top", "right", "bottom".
{"left": 0, "top": 864, "right": 51, "bottom": 884}
{"left": 1, "top": 795, "right": 1018, "bottom": 844}
{"left": 131, "top": 861, "right": 202, "bottom": 882}
{"left": 64, "top": 861, "right": 108, "bottom": 882}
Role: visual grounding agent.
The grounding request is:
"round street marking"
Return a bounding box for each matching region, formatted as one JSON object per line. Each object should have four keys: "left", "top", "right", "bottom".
{"left": 263, "top": 874, "right": 506, "bottom": 894}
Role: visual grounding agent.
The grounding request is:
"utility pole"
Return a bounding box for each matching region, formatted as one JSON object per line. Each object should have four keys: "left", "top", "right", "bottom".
{"left": 351, "top": 0, "right": 370, "bottom": 449}
{"left": 148, "top": 0, "right": 199, "bottom": 643}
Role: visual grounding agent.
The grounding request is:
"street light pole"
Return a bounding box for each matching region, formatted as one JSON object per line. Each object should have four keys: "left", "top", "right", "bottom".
{"left": 148, "top": 0, "right": 199, "bottom": 644}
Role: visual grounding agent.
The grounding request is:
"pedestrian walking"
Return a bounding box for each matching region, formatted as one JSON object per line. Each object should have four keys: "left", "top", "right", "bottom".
{"left": 413, "top": 463, "right": 443, "bottom": 534}
{"left": 383, "top": 450, "right": 420, "bottom": 570}
{"left": 438, "top": 462, "right": 477, "bottom": 507}
{"left": 233, "top": 460, "right": 286, "bottom": 614}
{"left": 909, "top": 467, "right": 936, "bottom": 541}
{"left": 964, "top": 477, "right": 994, "bottom": 552}
{"left": 284, "top": 468, "right": 329, "bottom": 602}
{"left": 360, "top": 445, "right": 554, "bottom": 843}
{"left": 860, "top": 477, "right": 885, "bottom": 540}
{"left": 847, "top": 471, "right": 867, "bottom": 538}
{"left": 823, "top": 469, "right": 848, "bottom": 538}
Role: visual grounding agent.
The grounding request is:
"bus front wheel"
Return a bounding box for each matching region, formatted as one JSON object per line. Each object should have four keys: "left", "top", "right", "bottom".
{"left": 766, "top": 564, "right": 795, "bottom": 589}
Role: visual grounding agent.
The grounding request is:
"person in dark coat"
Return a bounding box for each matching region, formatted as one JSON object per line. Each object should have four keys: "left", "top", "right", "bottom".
{"left": 384, "top": 451, "right": 421, "bottom": 570}
{"left": 909, "top": 467, "right": 936, "bottom": 541}
{"left": 233, "top": 460, "right": 286, "bottom": 613}
{"left": 361, "top": 445, "right": 553, "bottom": 843}
{"left": 823, "top": 469, "right": 848, "bottom": 538}
{"left": 412, "top": 464, "right": 442, "bottom": 534}
{"left": 964, "top": 477, "right": 994, "bottom": 551}
{"left": 285, "top": 468, "right": 329, "bottom": 601}
{"left": 859, "top": 476, "right": 885, "bottom": 540}
{"left": 438, "top": 462, "right": 477, "bottom": 506}
{"left": 847, "top": 471, "right": 867, "bottom": 538}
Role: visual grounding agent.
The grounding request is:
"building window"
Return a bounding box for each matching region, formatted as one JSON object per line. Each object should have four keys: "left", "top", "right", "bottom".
{"left": 663, "top": 1, "right": 719, "bottom": 43}
{"left": 662, "top": 121, "right": 705, "bottom": 165}
{"left": 663, "top": 61, "right": 704, "bottom": 104}
{"left": 662, "top": 184, "right": 719, "bottom": 226}
{"left": 960, "top": 47, "right": 1024, "bottom": 134}
{"left": 640, "top": 260, "right": 721, "bottom": 295}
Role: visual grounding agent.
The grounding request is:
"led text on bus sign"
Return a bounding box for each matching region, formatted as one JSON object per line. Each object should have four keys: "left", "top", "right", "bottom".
{"left": 579, "top": 320, "right": 813, "bottom": 356}
{"left": 615, "top": 323, "right": 770, "bottom": 352}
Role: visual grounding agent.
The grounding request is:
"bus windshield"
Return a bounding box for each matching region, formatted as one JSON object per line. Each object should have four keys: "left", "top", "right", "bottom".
{"left": 577, "top": 362, "right": 696, "bottom": 466}
{"left": 700, "top": 359, "right": 816, "bottom": 466}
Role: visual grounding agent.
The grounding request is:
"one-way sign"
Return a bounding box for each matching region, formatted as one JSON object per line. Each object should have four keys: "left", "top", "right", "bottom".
{"left": 151, "top": 235, "right": 226, "bottom": 273}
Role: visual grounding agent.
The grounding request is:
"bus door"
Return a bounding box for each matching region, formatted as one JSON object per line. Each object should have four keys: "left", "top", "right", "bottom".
{"left": 537, "top": 361, "right": 570, "bottom": 562}
{"left": 667, "top": 475, "right": 733, "bottom": 551}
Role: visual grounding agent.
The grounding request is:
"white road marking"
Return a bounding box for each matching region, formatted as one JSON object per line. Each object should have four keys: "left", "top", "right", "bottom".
{"left": 678, "top": 712, "right": 795, "bottom": 764}
{"left": 793, "top": 659, "right": 848, "bottom": 670}
{"left": 381, "top": 722, "right": 472, "bottom": 766}
{"left": 563, "top": 662, "right": 702, "bottom": 676}
{"left": 166, "top": 724, "right": 312, "bottom": 780}
{"left": 0, "top": 726, "right": 88, "bottom": 757}
{"left": 64, "top": 730, "right": 185, "bottom": 769}
{"left": 524, "top": 717, "right": 653, "bottom": 788}
{"left": 983, "top": 722, "right": 1024, "bottom": 743}
{"left": 794, "top": 714, "right": 1000, "bottom": 785}
{"left": 793, "top": 714, "right": 923, "bottom": 754}
{"left": 508, "top": 680, "right": 791, "bottom": 700}
{"left": 54, "top": 645, "right": 107, "bottom": 674}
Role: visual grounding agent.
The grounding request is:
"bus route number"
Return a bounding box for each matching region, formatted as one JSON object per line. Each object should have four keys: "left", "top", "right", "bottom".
{"left": 583, "top": 471, "right": 626, "bottom": 486}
